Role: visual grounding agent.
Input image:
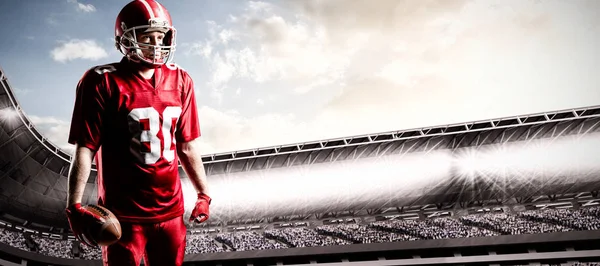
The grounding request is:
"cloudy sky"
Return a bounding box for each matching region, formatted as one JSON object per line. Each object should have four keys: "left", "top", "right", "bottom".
{"left": 0, "top": 0, "right": 598, "bottom": 155}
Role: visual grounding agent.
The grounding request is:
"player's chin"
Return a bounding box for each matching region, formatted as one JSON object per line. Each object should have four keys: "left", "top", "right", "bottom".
{"left": 140, "top": 53, "right": 156, "bottom": 59}
{"left": 145, "top": 56, "right": 165, "bottom": 64}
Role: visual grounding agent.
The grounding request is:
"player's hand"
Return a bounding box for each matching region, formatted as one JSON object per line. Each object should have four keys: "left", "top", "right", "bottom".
{"left": 65, "top": 203, "right": 104, "bottom": 247}
{"left": 189, "top": 193, "right": 211, "bottom": 224}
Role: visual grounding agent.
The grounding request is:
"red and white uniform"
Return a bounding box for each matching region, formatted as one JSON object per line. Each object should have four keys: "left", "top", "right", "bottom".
{"left": 68, "top": 57, "right": 201, "bottom": 223}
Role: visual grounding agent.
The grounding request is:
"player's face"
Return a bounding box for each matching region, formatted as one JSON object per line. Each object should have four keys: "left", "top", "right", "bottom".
{"left": 136, "top": 30, "right": 165, "bottom": 59}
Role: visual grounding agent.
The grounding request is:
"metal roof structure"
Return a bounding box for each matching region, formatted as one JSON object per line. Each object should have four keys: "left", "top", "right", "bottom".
{"left": 1, "top": 66, "right": 599, "bottom": 230}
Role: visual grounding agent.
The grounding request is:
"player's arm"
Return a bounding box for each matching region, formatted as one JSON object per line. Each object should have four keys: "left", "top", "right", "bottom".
{"left": 66, "top": 145, "right": 96, "bottom": 206}
{"left": 177, "top": 71, "right": 211, "bottom": 224}
{"left": 178, "top": 138, "right": 211, "bottom": 224}
{"left": 64, "top": 68, "right": 109, "bottom": 246}
{"left": 66, "top": 69, "right": 105, "bottom": 206}
{"left": 65, "top": 145, "right": 105, "bottom": 247}
{"left": 177, "top": 138, "right": 209, "bottom": 196}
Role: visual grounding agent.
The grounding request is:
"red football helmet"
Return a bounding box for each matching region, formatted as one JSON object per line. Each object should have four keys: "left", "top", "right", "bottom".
{"left": 115, "top": 0, "right": 177, "bottom": 67}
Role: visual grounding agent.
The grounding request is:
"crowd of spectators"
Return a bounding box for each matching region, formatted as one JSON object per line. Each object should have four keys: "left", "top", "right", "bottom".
{"left": 185, "top": 233, "right": 227, "bottom": 254}
{"left": 79, "top": 243, "right": 102, "bottom": 260}
{"left": 265, "top": 227, "right": 353, "bottom": 247}
{"left": 0, "top": 206, "right": 598, "bottom": 260}
{"left": 371, "top": 217, "right": 500, "bottom": 240}
{"left": 425, "top": 217, "right": 499, "bottom": 238}
{"left": 318, "top": 223, "right": 418, "bottom": 243}
{"left": 519, "top": 208, "right": 600, "bottom": 231}
{"left": 0, "top": 227, "right": 28, "bottom": 251}
{"left": 215, "top": 231, "right": 288, "bottom": 252}
{"left": 579, "top": 206, "right": 600, "bottom": 217}
{"left": 29, "top": 235, "right": 73, "bottom": 259}
{"left": 459, "top": 212, "right": 573, "bottom": 235}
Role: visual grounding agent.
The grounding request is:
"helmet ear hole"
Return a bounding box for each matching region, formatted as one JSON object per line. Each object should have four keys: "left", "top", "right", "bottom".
{"left": 120, "top": 35, "right": 132, "bottom": 47}
{"left": 114, "top": 36, "right": 121, "bottom": 50}
{"left": 164, "top": 31, "right": 173, "bottom": 46}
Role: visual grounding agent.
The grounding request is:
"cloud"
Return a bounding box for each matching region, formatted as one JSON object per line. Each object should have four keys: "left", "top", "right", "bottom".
{"left": 191, "top": 0, "right": 475, "bottom": 97}
{"left": 197, "top": 106, "right": 311, "bottom": 154}
{"left": 190, "top": 0, "right": 463, "bottom": 101}
{"left": 182, "top": 0, "right": 600, "bottom": 153}
{"left": 51, "top": 39, "right": 108, "bottom": 63}
{"left": 13, "top": 88, "right": 32, "bottom": 97}
{"left": 28, "top": 115, "right": 74, "bottom": 155}
{"left": 185, "top": 41, "right": 212, "bottom": 58}
{"left": 187, "top": 5, "right": 354, "bottom": 100}
{"left": 67, "top": 0, "right": 96, "bottom": 13}
{"left": 46, "top": 16, "right": 59, "bottom": 26}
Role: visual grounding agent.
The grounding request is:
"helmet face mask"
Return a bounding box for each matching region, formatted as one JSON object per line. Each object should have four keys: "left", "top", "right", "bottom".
{"left": 115, "top": 0, "right": 176, "bottom": 67}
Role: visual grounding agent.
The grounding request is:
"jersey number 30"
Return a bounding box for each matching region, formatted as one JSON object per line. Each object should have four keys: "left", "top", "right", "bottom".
{"left": 128, "top": 107, "right": 182, "bottom": 164}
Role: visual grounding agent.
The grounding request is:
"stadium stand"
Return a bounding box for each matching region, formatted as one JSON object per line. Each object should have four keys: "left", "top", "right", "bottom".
{"left": 1, "top": 206, "right": 600, "bottom": 265}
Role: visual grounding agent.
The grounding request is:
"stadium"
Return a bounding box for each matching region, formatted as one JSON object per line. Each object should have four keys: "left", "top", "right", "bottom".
{"left": 1, "top": 61, "right": 600, "bottom": 266}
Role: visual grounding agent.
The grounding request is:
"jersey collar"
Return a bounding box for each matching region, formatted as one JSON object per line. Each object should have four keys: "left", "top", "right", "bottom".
{"left": 120, "top": 57, "right": 165, "bottom": 89}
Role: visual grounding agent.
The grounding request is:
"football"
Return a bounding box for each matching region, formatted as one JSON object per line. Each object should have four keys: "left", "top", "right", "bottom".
{"left": 83, "top": 204, "right": 122, "bottom": 246}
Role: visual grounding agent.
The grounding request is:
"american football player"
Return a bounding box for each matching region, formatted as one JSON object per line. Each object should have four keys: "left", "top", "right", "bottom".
{"left": 65, "top": 1, "right": 211, "bottom": 265}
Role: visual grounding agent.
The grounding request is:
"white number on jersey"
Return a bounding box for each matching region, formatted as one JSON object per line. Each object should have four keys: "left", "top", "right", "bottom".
{"left": 128, "top": 107, "right": 182, "bottom": 164}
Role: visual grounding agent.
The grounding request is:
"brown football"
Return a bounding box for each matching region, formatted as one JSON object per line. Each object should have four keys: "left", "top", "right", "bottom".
{"left": 83, "top": 204, "right": 122, "bottom": 246}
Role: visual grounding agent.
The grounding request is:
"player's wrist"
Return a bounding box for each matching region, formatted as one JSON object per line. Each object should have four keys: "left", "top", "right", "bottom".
{"left": 197, "top": 192, "right": 211, "bottom": 204}
{"left": 66, "top": 203, "right": 91, "bottom": 218}
{"left": 67, "top": 198, "right": 83, "bottom": 207}
{"left": 68, "top": 203, "right": 84, "bottom": 211}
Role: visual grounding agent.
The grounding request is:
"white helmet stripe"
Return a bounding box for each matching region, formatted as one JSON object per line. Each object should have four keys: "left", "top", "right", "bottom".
{"left": 138, "top": 0, "right": 156, "bottom": 19}
{"left": 155, "top": 2, "right": 166, "bottom": 19}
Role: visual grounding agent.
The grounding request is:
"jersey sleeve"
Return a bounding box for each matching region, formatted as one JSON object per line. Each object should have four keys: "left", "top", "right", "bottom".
{"left": 175, "top": 71, "right": 201, "bottom": 143}
{"left": 67, "top": 69, "right": 110, "bottom": 152}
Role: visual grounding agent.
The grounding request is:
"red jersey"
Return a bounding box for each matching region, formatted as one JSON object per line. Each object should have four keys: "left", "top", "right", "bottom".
{"left": 68, "top": 57, "right": 201, "bottom": 223}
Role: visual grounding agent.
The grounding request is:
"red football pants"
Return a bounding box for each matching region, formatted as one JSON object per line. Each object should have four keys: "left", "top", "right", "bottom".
{"left": 101, "top": 215, "right": 187, "bottom": 266}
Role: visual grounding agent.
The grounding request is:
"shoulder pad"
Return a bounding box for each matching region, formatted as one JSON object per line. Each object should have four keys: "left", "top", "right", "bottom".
{"left": 92, "top": 63, "right": 119, "bottom": 75}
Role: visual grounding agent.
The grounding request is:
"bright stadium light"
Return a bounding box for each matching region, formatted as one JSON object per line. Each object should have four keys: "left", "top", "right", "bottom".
{"left": 453, "top": 147, "right": 481, "bottom": 180}
{"left": 191, "top": 150, "right": 455, "bottom": 221}
{"left": 454, "top": 133, "right": 600, "bottom": 186}
{"left": 0, "top": 107, "right": 20, "bottom": 125}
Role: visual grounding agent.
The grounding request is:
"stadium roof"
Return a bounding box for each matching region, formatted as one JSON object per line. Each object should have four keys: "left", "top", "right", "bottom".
{"left": 1, "top": 66, "right": 600, "bottom": 230}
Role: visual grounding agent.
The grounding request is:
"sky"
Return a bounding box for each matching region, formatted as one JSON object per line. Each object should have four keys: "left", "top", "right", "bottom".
{"left": 0, "top": 0, "right": 599, "bottom": 156}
